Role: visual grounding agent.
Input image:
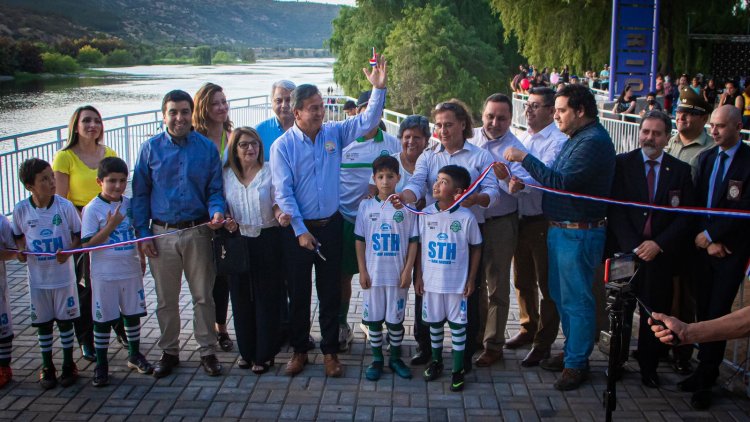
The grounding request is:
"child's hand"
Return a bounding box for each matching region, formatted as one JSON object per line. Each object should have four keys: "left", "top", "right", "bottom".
{"left": 463, "top": 280, "right": 475, "bottom": 298}
{"left": 399, "top": 270, "right": 411, "bottom": 289}
{"left": 359, "top": 271, "right": 371, "bottom": 289}
{"left": 106, "top": 203, "right": 125, "bottom": 228}
{"left": 414, "top": 277, "right": 424, "bottom": 296}
{"left": 17, "top": 251, "right": 26, "bottom": 263}
{"left": 55, "top": 249, "right": 70, "bottom": 264}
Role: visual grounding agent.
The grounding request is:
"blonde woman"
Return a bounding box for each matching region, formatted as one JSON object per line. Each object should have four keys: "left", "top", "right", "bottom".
{"left": 194, "top": 83, "right": 234, "bottom": 351}
{"left": 223, "top": 127, "right": 289, "bottom": 374}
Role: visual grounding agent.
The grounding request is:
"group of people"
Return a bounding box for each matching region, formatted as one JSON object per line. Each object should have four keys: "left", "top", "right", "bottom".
{"left": 511, "top": 64, "right": 611, "bottom": 95}
{"left": 0, "top": 55, "right": 747, "bottom": 409}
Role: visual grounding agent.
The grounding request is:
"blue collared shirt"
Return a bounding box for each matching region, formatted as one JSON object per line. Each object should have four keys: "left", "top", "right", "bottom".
{"left": 132, "top": 130, "right": 225, "bottom": 236}
{"left": 271, "top": 88, "right": 386, "bottom": 236}
{"left": 255, "top": 116, "right": 285, "bottom": 162}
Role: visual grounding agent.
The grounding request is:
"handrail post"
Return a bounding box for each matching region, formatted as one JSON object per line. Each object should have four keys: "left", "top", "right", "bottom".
{"left": 123, "top": 115, "right": 131, "bottom": 165}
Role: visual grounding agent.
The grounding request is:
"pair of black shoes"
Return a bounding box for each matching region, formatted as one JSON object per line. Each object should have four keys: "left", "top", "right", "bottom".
{"left": 153, "top": 353, "right": 223, "bottom": 378}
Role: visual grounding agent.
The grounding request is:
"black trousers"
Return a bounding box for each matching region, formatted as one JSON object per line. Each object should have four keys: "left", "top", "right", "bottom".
{"left": 282, "top": 213, "right": 343, "bottom": 355}
{"left": 229, "top": 227, "right": 283, "bottom": 364}
{"left": 213, "top": 275, "right": 230, "bottom": 326}
{"left": 73, "top": 251, "right": 93, "bottom": 347}
{"left": 694, "top": 250, "right": 747, "bottom": 384}
{"left": 620, "top": 256, "right": 673, "bottom": 374}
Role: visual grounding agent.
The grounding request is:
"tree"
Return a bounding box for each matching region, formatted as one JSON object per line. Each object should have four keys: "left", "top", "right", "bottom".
{"left": 240, "top": 48, "right": 256, "bottom": 63}
{"left": 41, "top": 52, "right": 78, "bottom": 73}
{"left": 385, "top": 5, "right": 505, "bottom": 116}
{"left": 77, "top": 45, "right": 104, "bottom": 66}
{"left": 16, "top": 41, "right": 43, "bottom": 73}
{"left": 105, "top": 49, "right": 135, "bottom": 66}
{"left": 0, "top": 37, "right": 18, "bottom": 75}
{"left": 212, "top": 50, "right": 236, "bottom": 64}
{"left": 194, "top": 46, "right": 212, "bottom": 65}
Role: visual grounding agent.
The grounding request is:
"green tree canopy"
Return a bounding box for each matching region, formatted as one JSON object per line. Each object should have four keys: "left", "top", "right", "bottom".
{"left": 105, "top": 49, "right": 135, "bottom": 66}
{"left": 384, "top": 4, "right": 505, "bottom": 115}
{"left": 77, "top": 45, "right": 104, "bottom": 66}
{"left": 193, "top": 46, "right": 212, "bottom": 65}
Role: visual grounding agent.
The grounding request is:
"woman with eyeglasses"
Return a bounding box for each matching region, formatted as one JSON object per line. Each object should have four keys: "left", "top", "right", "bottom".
{"left": 392, "top": 100, "right": 500, "bottom": 372}
{"left": 222, "top": 127, "right": 290, "bottom": 374}
{"left": 194, "top": 83, "right": 235, "bottom": 352}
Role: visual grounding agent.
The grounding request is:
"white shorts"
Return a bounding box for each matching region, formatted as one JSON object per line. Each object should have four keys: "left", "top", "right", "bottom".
{"left": 92, "top": 276, "right": 147, "bottom": 323}
{"left": 0, "top": 281, "right": 13, "bottom": 339}
{"left": 30, "top": 283, "right": 80, "bottom": 327}
{"left": 362, "top": 285, "right": 408, "bottom": 325}
{"left": 421, "top": 291, "right": 467, "bottom": 325}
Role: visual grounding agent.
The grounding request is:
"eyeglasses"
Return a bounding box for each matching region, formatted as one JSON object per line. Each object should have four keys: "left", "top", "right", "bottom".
{"left": 524, "top": 102, "right": 552, "bottom": 111}
{"left": 238, "top": 141, "right": 260, "bottom": 150}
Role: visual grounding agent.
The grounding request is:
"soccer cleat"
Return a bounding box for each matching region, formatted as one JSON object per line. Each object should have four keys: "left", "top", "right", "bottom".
{"left": 39, "top": 366, "right": 57, "bottom": 390}
{"left": 423, "top": 360, "right": 443, "bottom": 382}
{"left": 450, "top": 369, "right": 465, "bottom": 392}
{"left": 365, "top": 360, "right": 384, "bottom": 381}
{"left": 58, "top": 363, "right": 79, "bottom": 388}
{"left": 127, "top": 353, "right": 154, "bottom": 375}
{"left": 92, "top": 365, "right": 109, "bottom": 387}
{"left": 388, "top": 358, "right": 412, "bottom": 379}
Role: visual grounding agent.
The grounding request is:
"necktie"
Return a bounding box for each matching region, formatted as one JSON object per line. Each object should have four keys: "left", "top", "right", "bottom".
{"left": 710, "top": 151, "right": 728, "bottom": 208}
{"left": 643, "top": 160, "right": 657, "bottom": 238}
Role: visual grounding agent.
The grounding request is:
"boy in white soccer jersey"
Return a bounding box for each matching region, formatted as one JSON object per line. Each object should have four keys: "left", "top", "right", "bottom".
{"left": 355, "top": 155, "right": 418, "bottom": 381}
{"left": 81, "top": 157, "right": 152, "bottom": 387}
{"left": 0, "top": 215, "right": 18, "bottom": 388}
{"left": 416, "top": 165, "right": 482, "bottom": 392}
{"left": 12, "top": 158, "right": 82, "bottom": 390}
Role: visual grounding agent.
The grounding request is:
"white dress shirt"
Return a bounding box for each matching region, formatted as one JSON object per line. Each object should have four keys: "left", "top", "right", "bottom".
{"left": 223, "top": 165, "right": 278, "bottom": 237}
{"left": 517, "top": 122, "right": 567, "bottom": 216}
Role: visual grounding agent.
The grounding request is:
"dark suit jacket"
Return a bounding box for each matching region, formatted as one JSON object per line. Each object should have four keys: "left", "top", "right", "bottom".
{"left": 695, "top": 142, "right": 750, "bottom": 256}
{"left": 608, "top": 149, "right": 695, "bottom": 257}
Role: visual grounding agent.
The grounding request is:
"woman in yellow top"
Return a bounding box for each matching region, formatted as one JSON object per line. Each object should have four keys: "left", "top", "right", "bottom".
{"left": 743, "top": 83, "right": 750, "bottom": 130}
{"left": 194, "top": 83, "right": 235, "bottom": 353}
{"left": 52, "top": 105, "right": 119, "bottom": 362}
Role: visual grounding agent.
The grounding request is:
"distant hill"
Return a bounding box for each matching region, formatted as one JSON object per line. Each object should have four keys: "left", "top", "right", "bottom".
{"left": 0, "top": 0, "right": 341, "bottom": 48}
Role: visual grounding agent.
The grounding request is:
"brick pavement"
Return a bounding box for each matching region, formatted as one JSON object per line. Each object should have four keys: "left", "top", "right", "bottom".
{"left": 1, "top": 260, "right": 749, "bottom": 421}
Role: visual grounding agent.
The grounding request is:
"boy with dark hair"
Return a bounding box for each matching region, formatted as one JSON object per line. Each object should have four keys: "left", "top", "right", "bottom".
{"left": 12, "top": 158, "right": 82, "bottom": 390}
{"left": 417, "top": 164, "right": 482, "bottom": 392}
{"left": 355, "top": 155, "right": 418, "bottom": 381}
{"left": 81, "top": 157, "right": 152, "bottom": 387}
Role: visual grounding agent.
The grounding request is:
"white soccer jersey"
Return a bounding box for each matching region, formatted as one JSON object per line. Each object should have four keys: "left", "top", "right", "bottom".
{"left": 354, "top": 197, "right": 418, "bottom": 287}
{"left": 12, "top": 195, "right": 80, "bottom": 289}
{"left": 420, "top": 203, "right": 482, "bottom": 294}
{"left": 81, "top": 195, "right": 141, "bottom": 282}
{"left": 339, "top": 129, "right": 401, "bottom": 222}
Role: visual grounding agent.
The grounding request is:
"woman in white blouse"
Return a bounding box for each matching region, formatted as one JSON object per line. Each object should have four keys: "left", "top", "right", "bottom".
{"left": 223, "top": 127, "right": 290, "bottom": 374}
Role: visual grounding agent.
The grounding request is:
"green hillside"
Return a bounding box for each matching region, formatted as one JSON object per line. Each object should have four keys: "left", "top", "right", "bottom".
{"left": 0, "top": 0, "right": 341, "bottom": 48}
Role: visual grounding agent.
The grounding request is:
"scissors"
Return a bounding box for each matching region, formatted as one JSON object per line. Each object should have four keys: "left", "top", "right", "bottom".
{"left": 314, "top": 243, "right": 327, "bottom": 261}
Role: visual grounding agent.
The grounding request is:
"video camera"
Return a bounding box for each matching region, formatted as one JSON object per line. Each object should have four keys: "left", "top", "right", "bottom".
{"left": 604, "top": 253, "right": 638, "bottom": 292}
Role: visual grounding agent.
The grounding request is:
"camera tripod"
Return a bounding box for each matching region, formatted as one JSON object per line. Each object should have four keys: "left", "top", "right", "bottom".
{"left": 603, "top": 272, "right": 637, "bottom": 422}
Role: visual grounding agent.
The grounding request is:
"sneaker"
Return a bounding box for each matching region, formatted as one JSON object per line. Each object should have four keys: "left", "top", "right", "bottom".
{"left": 423, "top": 360, "right": 443, "bottom": 382}
{"left": 450, "top": 369, "right": 465, "bottom": 392}
{"left": 338, "top": 324, "right": 353, "bottom": 352}
{"left": 0, "top": 366, "right": 11, "bottom": 388}
{"left": 39, "top": 366, "right": 57, "bottom": 390}
{"left": 92, "top": 365, "right": 109, "bottom": 387}
{"left": 388, "top": 358, "right": 412, "bottom": 379}
{"left": 127, "top": 353, "right": 154, "bottom": 375}
{"left": 59, "top": 363, "right": 78, "bottom": 388}
{"left": 365, "top": 360, "right": 384, "bottom": 381}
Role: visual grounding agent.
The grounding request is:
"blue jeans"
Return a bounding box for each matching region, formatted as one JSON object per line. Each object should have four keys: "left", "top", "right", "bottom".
{"left": 547, "top": 226, "right": 606, "bottom": 369}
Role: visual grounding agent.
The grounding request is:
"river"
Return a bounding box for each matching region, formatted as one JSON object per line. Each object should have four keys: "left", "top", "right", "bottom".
{"left": 0, "top": 58, "right": 337, "bottom": 138}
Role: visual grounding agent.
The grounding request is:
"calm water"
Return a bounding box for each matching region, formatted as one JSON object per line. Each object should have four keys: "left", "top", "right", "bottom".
{"left": 0, "top": 58, "right": 337, "bottom": 137}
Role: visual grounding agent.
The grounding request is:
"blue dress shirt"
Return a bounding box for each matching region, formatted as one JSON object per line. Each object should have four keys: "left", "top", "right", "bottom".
{"left": 271, "top": 88, "right": 386, "bottom": 236}
{"left": 132, "top": 130, "right": 225, "bottom": 236}
{"left": 255, "top": 116, "right": 285, "bottom": 162}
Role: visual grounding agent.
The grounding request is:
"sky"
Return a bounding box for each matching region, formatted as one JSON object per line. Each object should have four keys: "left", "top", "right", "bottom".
{"left": 275, "top": 0, "right": 356, "bottom": 6}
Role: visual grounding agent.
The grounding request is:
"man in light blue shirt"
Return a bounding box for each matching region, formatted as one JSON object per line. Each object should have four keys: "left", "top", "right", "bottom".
{"left": 270, "top": 57, "right": 388, "bottom": 378}
{"left": 255, "top": 80, "right": 296, "bottom": 161}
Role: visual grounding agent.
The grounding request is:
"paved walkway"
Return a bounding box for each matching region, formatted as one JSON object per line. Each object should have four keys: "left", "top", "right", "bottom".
{"left": 1, "top": 260, "right": 749, "bottom": 421}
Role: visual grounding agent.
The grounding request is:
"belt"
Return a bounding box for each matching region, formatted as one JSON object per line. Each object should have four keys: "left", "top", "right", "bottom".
{"left": 519, "top": 214, "right": 546, "bottom": 223}
{"left": 304, "top": 213, "right": 338, "bottom": 229}
{"left": 549, "top": 219, "right": 606, "bottom": 230}
{"left": 152, "top": 217, "right": 210, "bottom": 230}
{"left": 484, "top": 212, "right": 516, "bottom": 222}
